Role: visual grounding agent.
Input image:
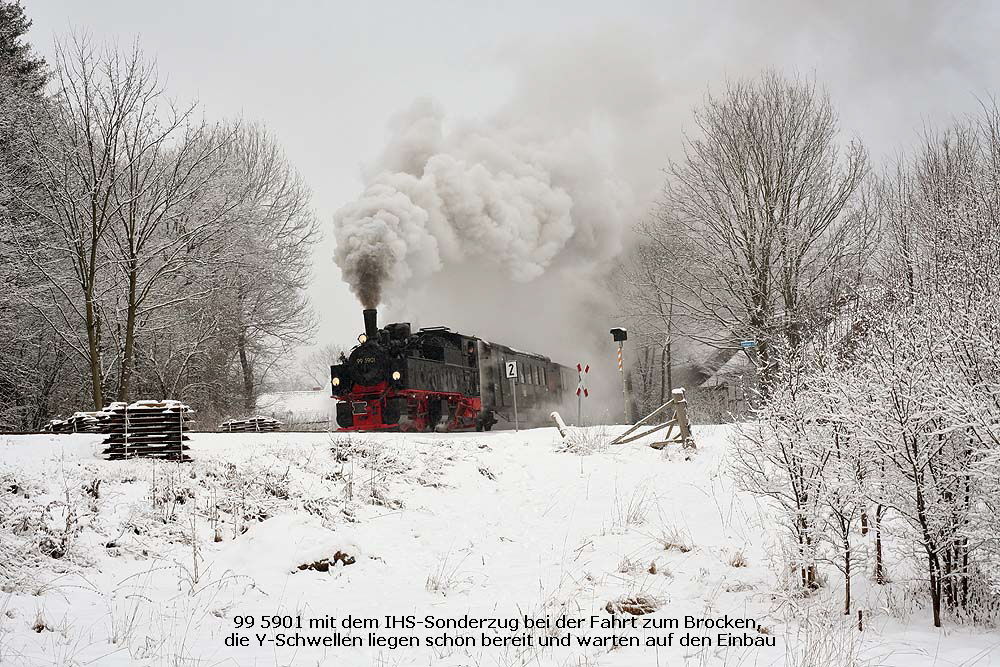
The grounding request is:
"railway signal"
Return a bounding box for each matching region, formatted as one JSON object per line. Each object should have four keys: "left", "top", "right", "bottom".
{"left": 576, "top": 363, "right": 589, "bottom": 425}
{"left": 610, "top": 327, "right": 631, "bottom": 423}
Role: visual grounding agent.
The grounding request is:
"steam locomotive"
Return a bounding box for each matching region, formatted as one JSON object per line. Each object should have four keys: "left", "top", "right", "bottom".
{"left": 330, "top": 309, "right": 576, "bottom": 431}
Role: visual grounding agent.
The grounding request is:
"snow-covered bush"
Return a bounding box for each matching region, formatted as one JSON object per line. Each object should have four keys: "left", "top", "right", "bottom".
{"left": 735, "top": 105, "right": 1000, "bottom": 628}
{"left": 732, "top": 366, "right": 835, "bottom": 596}
{"left": 557, "top": 426, "right": 611, "bottom": 454}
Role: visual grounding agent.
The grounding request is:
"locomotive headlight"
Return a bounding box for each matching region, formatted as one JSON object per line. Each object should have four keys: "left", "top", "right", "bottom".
{"left": 332, "top": 377, "right": 341, "bottom": 387}
{"left": 358, "top": 334, "right": 367, "bottom": 344}
{"left": 391, "top": 370, "right": 401, "bottom": 381}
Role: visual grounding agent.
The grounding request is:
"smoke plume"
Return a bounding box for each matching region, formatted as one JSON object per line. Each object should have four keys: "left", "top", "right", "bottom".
{"left": 331, "top": 30, "right": 666, "bottom": 419}
{"left": 333, "top": 98, "right": 628, "bottom": 310}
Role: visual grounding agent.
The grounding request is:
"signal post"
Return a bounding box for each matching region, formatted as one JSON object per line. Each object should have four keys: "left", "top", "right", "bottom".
{"left": 610, "top": 328, "right": 630, "bottom": 424}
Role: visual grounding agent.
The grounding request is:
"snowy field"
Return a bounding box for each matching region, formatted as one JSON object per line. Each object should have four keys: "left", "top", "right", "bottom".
{"left": 1, "top": 426, "right": 998, "bottom": 666}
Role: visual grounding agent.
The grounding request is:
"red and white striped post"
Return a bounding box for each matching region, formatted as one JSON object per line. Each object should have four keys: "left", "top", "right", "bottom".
{"left": 618, "top": 343, "right": 631, "bottom": 423}
{"left": 576, "top": 363, "right": 589, "bottom": 425}
{"left": 610, "top": 328, "right": 630, "bottom": 424}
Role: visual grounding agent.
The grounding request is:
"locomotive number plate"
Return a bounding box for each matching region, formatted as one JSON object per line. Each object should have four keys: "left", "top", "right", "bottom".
{"left": 351, "top": 401, "right": 368, "bottom": 415}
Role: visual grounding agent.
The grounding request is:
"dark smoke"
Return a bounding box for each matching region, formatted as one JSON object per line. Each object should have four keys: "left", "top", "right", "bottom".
{"left": 354, "top": 255, "right": 389, "bottom": 310}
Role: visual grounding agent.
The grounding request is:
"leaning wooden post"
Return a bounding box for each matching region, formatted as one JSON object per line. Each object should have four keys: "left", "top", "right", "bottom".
{"left": 672, "top": 388, "right": 695, "bottom": 449}
{"left": 550, "top": 411, "right": 569, "bottom": 438}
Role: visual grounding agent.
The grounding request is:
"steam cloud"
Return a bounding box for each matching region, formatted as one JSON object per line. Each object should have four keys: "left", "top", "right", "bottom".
{"left": 333, "top": 99, "right": 629, "bottom": 309}
{"left": 330, "top": 29, "right": 670, "bottom": 420}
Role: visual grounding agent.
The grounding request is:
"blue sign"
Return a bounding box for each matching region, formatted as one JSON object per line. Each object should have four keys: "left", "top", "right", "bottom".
{"left": 740, "top": 340, "right": 757, "bottom": 348}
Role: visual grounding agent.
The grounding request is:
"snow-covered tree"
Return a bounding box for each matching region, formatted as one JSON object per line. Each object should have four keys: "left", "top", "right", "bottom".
{"left": 657, "top": 70, "right": 873, "bottom": 390}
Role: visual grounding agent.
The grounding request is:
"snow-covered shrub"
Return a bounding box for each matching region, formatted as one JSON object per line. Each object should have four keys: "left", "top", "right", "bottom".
{"left": 727, "top": 550, "right": 748, "bottom": 568}
{"left": 732, "top": 368, "right": 835, "bottom": 595}
{"left": 0, "top": 466, "right": 99, "bottom": 592}
{"left": 329, "top": 435, "right": 378, "bottom": 463}
{"left": 557, "top": 426, "right": 611, "bottom": 455}
{"left": 733, "top": 107, "right": 1000, "bottom": 628}
{"left": 609, "top": 484, "right": 649, "bottom": 533}
{"left": 210, "top": 462, "right": 291, "bottom": 532}
{"left": 425, "top": 549, "right": 470, "bottom": 596}
{"left": 643, "top": 520, "right": 693, "bottom": 553}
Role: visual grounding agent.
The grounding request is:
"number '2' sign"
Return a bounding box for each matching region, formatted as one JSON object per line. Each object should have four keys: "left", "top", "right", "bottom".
{"left": 505, "top": 361, "right": 518, "bottom": 379}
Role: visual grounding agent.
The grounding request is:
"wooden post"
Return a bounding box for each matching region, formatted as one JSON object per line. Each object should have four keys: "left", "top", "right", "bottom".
{"left": 550, "top": 411, "right": 568, "bottom": 437}
{"left": 610, "top": 387, "right": 696, "bottom": 450}
{"left": 672, "top": 388, "right": 694, "bottom": 448}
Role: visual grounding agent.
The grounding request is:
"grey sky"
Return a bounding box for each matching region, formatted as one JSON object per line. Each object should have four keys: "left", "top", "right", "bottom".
{"left": 27, "top": 0, "right": 1000, "bottom": 350}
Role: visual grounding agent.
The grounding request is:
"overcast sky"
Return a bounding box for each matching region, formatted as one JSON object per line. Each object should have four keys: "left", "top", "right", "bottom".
{"left": 26, "top": 0, "right": 1000, "bottom": 350}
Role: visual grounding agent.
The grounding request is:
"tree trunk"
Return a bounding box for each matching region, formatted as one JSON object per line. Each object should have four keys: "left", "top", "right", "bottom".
{"left": 915, "top": 471, "right": 942, "bottom": 627}
{"left": 662, "top": 338, "right": 673, "bottom": 402}
{"left": 117, "top": 263, "right": 138, "bottom": 402}
{"left": 237, "top": 334, "right": 255, "bottom": 412}
{"left": 844, "top": 529, "right": 851, "bottom": 615}
{"left": 929, "top": 559, "right": 942, "bottom": 627}
{"left": 874, "top": 504, "right": 886, "bottom": 584}
{"left": 84, "top": 288, "right": 104, "bottom": 410}
{"left": 659, "top": 344, "right": 666, "bottom": 406}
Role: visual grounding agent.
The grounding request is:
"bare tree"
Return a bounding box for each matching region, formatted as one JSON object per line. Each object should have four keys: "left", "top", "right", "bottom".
{"left": 614, "top": 229, "right": 701, "bottom": 415}
{"left": 16, "top": 36, "right": 244, "bottom": 409}
{"left": 17, "top": 37, "right": 166, "bottom": 408}
{"left": 103, "top": 100, "right": 230, "bottom": 403}
{"left": 658, "top": 70, "right": 870, "bottom": 388}
{"left": 301, "top": 343, "right": 346, "bottom": 389}
{"left": 208, "top": 123, "right": 319, "bottom": 410}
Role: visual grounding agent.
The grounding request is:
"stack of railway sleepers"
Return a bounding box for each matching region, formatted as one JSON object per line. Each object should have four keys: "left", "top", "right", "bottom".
{"left": 219, "top": 416, "right": 282, "bottom": 433}
{"left": 100, "top": 400, "right": 194, "bottom": 461}
{"left": 43, "top": 418, "right": 69, "bottom": 433}
{"left": 45, "top": 411, "right": 109, "bottom": 433}
{"left": 43, "top": 419, "right": 66, "bottom": 433}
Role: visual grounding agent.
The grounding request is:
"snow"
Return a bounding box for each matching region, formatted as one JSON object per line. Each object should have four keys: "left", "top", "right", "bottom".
{"left": 1, "top": 427, "right": 998, "bottom": 666}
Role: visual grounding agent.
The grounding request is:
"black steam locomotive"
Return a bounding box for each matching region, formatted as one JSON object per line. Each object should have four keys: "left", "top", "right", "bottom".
{"left": 330, "top": 309, "right": 576, "bottom": 431}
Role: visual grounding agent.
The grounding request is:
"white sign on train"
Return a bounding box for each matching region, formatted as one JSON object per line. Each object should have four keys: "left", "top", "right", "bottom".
{"left": 505, "top": 361, "right": 518, "bottom": 379}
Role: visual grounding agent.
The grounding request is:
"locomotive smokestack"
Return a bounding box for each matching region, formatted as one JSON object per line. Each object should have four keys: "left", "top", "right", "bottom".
{"left": 363, "top": 309, "right": 378, "bottom": 339}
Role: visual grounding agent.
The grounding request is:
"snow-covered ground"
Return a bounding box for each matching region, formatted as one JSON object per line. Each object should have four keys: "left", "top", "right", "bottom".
{"left": 1, "top": 426, "right": 998, "bottom": 666}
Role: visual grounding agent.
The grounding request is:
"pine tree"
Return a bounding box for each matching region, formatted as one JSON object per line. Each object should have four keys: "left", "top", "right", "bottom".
{"left": 0, "top": 0, "right": 47, "bottom": 95}
{"left": 0, "top": 1, "right": 49, "bottom": 431}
